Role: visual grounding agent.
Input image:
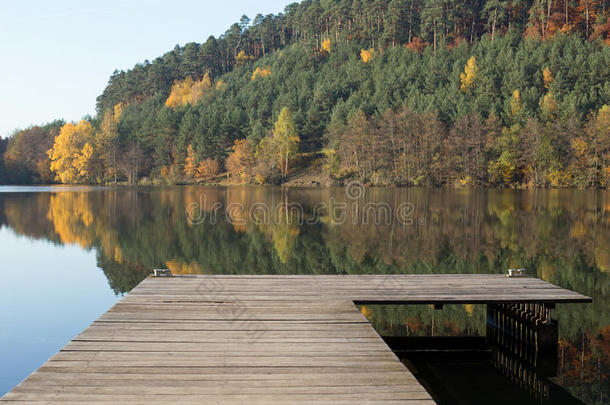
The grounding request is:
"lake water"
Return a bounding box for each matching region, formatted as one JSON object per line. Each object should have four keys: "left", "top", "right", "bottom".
{"left": 0, "top": 186, "right": 607, "bottom": 403}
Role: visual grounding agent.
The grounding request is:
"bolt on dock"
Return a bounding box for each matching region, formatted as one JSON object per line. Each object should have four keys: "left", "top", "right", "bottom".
{"left": 0, "top": 274, "right": 591, "bottom": 404}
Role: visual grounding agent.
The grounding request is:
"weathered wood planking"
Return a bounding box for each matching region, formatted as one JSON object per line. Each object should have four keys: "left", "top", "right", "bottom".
{"left": 1, "top": 275, "right": 590, "bottom": 404}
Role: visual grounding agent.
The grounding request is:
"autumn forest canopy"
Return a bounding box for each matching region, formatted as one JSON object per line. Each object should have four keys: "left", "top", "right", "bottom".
{"left": 1, "top": 0, "right": 610, "bottom": 187}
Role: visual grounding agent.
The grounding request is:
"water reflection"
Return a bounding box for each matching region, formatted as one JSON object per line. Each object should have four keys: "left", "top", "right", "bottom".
{"left": 0, "top": 186, "right": 607, "bottom": 403}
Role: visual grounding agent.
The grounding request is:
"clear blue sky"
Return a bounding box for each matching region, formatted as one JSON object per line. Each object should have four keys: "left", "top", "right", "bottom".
{"left": 0, "top": 0, "right": 290, "bottom": 138}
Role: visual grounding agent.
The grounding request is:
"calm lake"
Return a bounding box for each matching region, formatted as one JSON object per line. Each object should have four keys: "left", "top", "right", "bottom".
{"left": 0, "top": 186, "right": 608, "bottom": 403}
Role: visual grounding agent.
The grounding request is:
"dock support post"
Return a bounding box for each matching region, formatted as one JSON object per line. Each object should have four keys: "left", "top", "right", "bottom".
{"left": 486, "top": 303, "right": 558, "bottom": 377}
{"left": 485, "top": 303, "right": 559, "bottom": 402}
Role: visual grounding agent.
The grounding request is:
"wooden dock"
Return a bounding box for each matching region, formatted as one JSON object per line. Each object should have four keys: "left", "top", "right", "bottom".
{"left": 1, "top": 275, "right": 591, "bottom": 404}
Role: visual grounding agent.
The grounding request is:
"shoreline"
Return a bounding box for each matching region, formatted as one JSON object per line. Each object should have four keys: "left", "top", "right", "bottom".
{"left": 1, "top": 183, "right": 608, "bottom": 191}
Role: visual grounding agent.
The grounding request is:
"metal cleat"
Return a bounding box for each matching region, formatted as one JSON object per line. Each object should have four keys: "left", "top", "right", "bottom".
{"left": 507, "top": 268, "right": 526, "bottom": 277}
{"left": 152, "top": 269, "right": 172, "bottom": 277}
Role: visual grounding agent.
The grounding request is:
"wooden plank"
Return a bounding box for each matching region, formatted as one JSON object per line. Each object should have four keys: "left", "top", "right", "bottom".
{"left": 61, "top": 342, "right": 396, "bottom": 352}
{"left": 36, "top": 365, "right": 415, "bottom": 374}
{"left": 1, "top": 274, "right": 591, "bottom": 403}
{"left": 23, "top": 371, "right": 421, "bottom": 383}
{"left": 9, "top": 384, "right": 428, "bottom": 395}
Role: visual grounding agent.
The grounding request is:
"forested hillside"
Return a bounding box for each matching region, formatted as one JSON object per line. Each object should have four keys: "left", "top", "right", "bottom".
{"left": 2, "top": 0, "right": 610, "bottom": 187}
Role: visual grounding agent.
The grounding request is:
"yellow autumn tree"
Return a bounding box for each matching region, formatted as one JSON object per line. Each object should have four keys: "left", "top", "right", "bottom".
{"left": 510, "top": 90, "right": 522, "bottom": 116}
{"left": 271, "top": 107, "right": 300, "bottom": 178}
{"left": 166, "top": 77, "right": 193, "bottom": 108}
{"left": 543, "top": 66, "right": 554, "bottom": 89}
{"left": 540, "top": 92, "right": 558, "bottom": 120}
{"left": 596, "top": 105, "right": 610, "bottom": 135}
{"left": 73, "top": 143, "right": 95, "bottom": 179}
{"left": 360, "top": 48, "right": 375, "bottom": 63}
{"left": 507, "top": 89, "right": 525, "bottom": 125}
{"left": 113, "top": 102, "right": 125, "bottom": 119}
{"left": 165, "top": 74, "right": 212, "bottom": 108}
{"left": 460, "top": 56, "right": 478, "bottom": 93}
{"left": 183, "top": 144, "right": 197, "bottom": 178}
{"left": 322, "top": 38, "right": 331, "bottom": 54}
{"left": 48, "top": 120, "right": 97, "bottom": 184}
{"left": 187, "top": 72, "right": 212, "bottom": 104}
{"left": 252, "top": 66, "right": 271, "bottom": 80}
{"left": 215, "top": 80, "right": 226, "bottom": 91}
{"left": 235, "top": 50, "right": 251, "bottom": 66}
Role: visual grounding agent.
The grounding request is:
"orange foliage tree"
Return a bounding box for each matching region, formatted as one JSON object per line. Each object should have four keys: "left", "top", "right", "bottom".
{"left": 196, "top": 159, "right": 220, "bottom": 180}
{"left": 252, "top": 66, "right": 271, "bottom": 80}
{"left": 226, "top": 139, "right": 256, "bottom": 183}
{"left": 405, "top": 37, "right": 427, "bottom": 53}
{"left": 321, "top": 38, "right": 331, "bottom": 54}
{"left": 183, "top": 145, "right": 198, "bottom": 178}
